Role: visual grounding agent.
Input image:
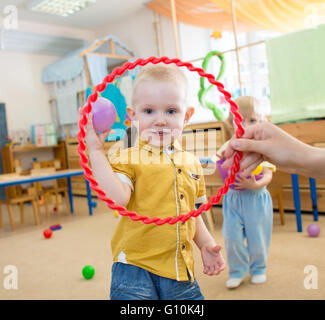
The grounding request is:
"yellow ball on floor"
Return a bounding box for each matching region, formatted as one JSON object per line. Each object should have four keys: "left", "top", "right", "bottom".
{"left": 114, "top": 211, "right": 119, "bottom": 218}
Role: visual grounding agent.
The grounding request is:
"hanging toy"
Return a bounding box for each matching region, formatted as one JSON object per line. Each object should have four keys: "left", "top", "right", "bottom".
{"left": 210, "top": 31, "right": 222, "bottom": 40}
{"left": 198, "top": 50, "right": 226, "bottom": 120}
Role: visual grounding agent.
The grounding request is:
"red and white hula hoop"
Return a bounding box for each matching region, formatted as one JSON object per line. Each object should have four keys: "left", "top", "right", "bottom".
{"left": 78, "top": 56, "right": 244, "bottom": 225}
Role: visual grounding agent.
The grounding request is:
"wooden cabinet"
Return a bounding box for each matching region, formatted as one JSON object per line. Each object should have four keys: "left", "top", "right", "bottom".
{"left": 274, "top": 120, "right": 325, "bottom": 213}
{"left": 182, "top": 121, "right": 227, "bottom": 202}
{"left": 1, "top": 141, "right": 67, "bottom": 199}
{"left": 182, "top": 121, "right": 228, "bottom": 152}
{"left": 182, "top": 121, "right": 228, "bottom": 174}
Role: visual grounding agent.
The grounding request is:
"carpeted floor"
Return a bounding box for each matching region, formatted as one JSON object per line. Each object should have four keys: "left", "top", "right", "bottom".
{"left": 0, "top": 196, "right": 324, "bottom": 300}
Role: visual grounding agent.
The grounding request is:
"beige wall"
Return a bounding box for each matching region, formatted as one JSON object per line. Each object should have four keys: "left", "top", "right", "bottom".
{"left": 95, "top": 6, "right": 177, "bottom": 58}
{"left": 0, "top": 6, "right": 215, "bottom": 135}
{"left": 0, "top": 51, "right": 58, "bottom": 133}
{"left": 95, "top": 7, "right": 215, "bottom": 125}
{"left": 0, "top": 19, "right": 96, "bottom": 134}
{"left": 0, "top": 17, "right": 96, "bottom": 41}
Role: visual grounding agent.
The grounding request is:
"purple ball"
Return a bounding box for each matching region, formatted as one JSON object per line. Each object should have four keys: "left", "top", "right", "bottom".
{"left": 92, "top": 97, "right": 116, "bottom": 133}
{"left": 307, "top": 224, "right": 320, "bottom": 237}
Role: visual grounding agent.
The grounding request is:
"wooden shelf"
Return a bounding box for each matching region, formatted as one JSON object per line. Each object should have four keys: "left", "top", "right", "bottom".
{"left": 11, "top": 144, "right": 61, "bottom": 154}
{"left": 1, "top": 141, "right": 67, "bottom": 200}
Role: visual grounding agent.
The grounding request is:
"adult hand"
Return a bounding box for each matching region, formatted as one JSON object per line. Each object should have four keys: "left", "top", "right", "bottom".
{"left": 222, "top": 122, "right": 312, "bottom": 176}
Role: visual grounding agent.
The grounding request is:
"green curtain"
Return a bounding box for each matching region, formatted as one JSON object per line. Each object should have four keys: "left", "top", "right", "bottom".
{"left": 266, "top": 24, "right": 325, "bottom": 124}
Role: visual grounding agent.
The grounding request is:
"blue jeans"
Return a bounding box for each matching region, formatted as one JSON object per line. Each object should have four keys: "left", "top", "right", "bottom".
{"left": 222, "top": 187, "right": 273, "bottom": 279}
{"left": 110, "top": 262, "right": 204, "bottom": 300}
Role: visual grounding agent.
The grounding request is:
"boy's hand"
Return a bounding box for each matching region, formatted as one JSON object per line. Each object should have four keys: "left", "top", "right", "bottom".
{"left": 232, "top": 173, "right": 260, "bottom": 190}
{"left": 200, "top": 244, "right": 225, "bottom": 276}
{"left": 79, "top": 108, "right": 115, "bottom": 154}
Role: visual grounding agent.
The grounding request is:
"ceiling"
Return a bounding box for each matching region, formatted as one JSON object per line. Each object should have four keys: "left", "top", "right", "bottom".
{"left": 0, "top": 0, "right": 148, "bottom": 30}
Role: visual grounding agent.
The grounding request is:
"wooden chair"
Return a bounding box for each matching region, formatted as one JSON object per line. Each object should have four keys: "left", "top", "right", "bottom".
{"left": 0, "top": 157, "right": 40, "bottom": 231}
{"left": 269, "top": 186, "right": 285, "bottom": 225}
{"left": 30, "top": 166, "right": 71, "bottom": 217}
{"left": 0, "top": 188, "right": 40, "bottom": 232}
{"left": 0, "top": 201, "right": 3, "bottom": 228}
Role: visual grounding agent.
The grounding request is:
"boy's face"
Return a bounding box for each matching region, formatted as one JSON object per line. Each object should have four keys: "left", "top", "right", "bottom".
{"left": 127, "top": 79, "right": 194, "bottom": 147}
{"left": 241, "top": 113, "right": 264, "bottom": 129}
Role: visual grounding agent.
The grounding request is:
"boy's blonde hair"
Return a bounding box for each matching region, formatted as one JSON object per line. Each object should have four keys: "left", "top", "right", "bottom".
{"left": 132, "top": 64, "right": 189, "bottom": 105}
{"left": 224, "top": 96, "right": 265, "bottom": 135}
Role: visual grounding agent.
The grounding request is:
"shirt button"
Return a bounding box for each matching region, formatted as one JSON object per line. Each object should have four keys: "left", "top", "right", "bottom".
{"left": 182, "top": 244, "right": 186, "bottom": 250}
{"left": 178, "top": 168, "right": 182, "bottom": 174}
{"left": 180, "top": 194, "right": 184, "bottom": 200}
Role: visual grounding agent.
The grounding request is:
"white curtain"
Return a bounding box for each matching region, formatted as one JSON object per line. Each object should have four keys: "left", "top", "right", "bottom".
{"left": 86, "top": 53, "right": 108, "bottom": 86}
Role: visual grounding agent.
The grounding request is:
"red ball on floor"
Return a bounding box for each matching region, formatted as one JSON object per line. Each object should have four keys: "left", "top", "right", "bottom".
{"left": 43, "top": 229, "right": 52, "bottom": 239}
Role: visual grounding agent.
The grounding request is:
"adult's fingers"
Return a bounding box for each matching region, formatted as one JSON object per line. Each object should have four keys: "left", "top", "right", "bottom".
{"left": 221, "top": 154, "right": 235, "bottom": 170}
{"left": 229, "top": 138, "right": 267, "bottom": 155}
{"left": 239, "top": 152, "right": 263, "bottom": 170}
{"left": 223, "top": 140, "right": 236, "bottom": 159}
{"left": 240, "top": 159, "right": 263, "bottom": 177}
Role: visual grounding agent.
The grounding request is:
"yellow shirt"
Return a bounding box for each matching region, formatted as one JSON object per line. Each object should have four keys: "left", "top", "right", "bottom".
{"left": 108, "top": 139, "right": 207, "bottom": 282}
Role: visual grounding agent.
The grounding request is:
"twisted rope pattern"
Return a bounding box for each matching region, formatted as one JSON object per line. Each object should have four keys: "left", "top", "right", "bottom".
{"left": 77, "top": 56, "right": 245, "bottom": 225}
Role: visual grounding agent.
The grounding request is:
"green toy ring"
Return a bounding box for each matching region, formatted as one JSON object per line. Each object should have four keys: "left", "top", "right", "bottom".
{"left": 198, "top": 50, "right": 226, "bottom": 120}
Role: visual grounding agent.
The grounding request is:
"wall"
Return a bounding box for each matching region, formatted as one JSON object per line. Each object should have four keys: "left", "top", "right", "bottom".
{"left": 178, "top": 23, "right": 217, "bottom": 124}
{"left": 95, "top": 6, "right": 216, "bottom": 124}
{"left": 0, "top": 6, "right": 218, "bottom": 135}
{"left": 0, "top": 18, "right": 96, "bottom": 41}
{"left": 0, "top": 51, "right": 58, "bottom": 135}
{"left": 0, "top": 19, "right": 96, "bottom": 136}
{"left": 95, "top": 6, "right": 177, "bottom": 59}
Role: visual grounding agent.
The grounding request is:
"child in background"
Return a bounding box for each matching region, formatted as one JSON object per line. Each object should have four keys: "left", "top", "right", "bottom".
{"left": 217, "top": 96, "right": 275, "bottom": 289}
{"left": 84, "top": 65, "right": 225, "bottom": 300}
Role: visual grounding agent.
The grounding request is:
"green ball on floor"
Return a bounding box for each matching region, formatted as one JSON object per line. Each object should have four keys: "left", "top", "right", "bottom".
{"left": 82, "top": 265, "right": 95, "bottom": 280}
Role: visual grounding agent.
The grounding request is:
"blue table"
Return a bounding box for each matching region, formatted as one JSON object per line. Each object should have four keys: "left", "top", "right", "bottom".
{"left": 0, "top": 169, "right": 93, "bottom": 216}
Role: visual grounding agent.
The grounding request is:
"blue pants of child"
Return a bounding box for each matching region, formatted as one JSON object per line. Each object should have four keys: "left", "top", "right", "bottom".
{"left": 110, "top": 262, "right": 204, "bottom": 300}
{"left": 222, "top": 187, "right": 273, "bottom": 279}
